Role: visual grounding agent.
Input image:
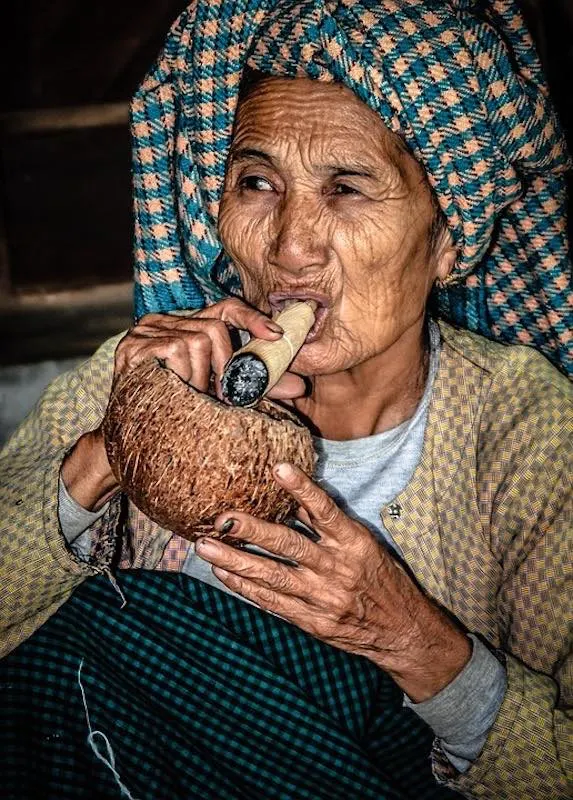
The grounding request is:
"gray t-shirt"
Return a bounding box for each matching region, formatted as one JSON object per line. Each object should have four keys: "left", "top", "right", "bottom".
{"left": 312, "top": 322, "right": 439, "bottom": 556}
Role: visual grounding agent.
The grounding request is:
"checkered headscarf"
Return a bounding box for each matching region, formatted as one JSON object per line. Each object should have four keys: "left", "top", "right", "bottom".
{"left": 131, "top": 0, "right": 573, "bottom": 377}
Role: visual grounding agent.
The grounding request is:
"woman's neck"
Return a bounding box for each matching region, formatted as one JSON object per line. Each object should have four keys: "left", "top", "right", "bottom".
{"left": 294, "top": 323, "right": 430, "bottom": 441}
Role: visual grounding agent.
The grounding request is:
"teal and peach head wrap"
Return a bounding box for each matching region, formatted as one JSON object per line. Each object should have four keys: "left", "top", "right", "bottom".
{"left": 131, "top": 0, "right": 573, "bottom": 377}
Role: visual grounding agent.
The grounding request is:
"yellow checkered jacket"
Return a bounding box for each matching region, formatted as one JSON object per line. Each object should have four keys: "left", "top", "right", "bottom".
{"left": 1, "top": 321, "right": 572, "bottom": 799}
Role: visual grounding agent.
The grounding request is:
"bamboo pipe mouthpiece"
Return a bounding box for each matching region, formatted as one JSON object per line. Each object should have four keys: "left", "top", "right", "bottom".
{"left": 221, "top": 300, "right": 317, "bottom": 407}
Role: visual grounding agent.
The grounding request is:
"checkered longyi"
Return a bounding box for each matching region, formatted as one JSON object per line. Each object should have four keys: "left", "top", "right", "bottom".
{"left": 0, "top": 571, "right": 460, "bottom": 800}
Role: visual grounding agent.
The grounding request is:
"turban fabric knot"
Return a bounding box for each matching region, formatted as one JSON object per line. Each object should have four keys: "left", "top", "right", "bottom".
{"left": 131, "top": 0, "right": 573, "bottom": 377}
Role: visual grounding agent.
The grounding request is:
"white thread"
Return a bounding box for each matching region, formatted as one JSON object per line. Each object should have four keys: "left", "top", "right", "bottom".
{"left": 77, "top": 659, "right": 139, "bottom": 800}
{"left": 281, "top": 333, "right": 295, "bottom": 362}
{"left": 104, "top": 568, "right": 128, "bottom": 609}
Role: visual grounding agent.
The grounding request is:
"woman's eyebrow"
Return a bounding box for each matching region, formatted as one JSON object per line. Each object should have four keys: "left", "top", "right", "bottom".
{"left": 229, "top": 147, "right": 274, "bottom": 165}
{"left": 229, "top": 148, "right": 385, "bottom": 180}
{"left": 326, "top": 165, "right": 376, "bottom": 179}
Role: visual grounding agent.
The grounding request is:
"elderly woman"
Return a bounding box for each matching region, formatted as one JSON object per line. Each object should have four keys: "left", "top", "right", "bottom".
{"left": 1, "top": 1, "right": 572, "bottom": 799}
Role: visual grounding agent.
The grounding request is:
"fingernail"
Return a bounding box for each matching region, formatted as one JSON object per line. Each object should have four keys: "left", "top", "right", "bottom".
{"left": 274, "top": 463, "right": 293, "bottom": 480}
{"left": 265, "top": 321, "right": 284, "bottom": 334}
{"left": 213, "top": 567, "right": 230, "bottom": 580}
{"left": 217, "top": 518, "right": 237, "bottom": 534}
{"left": 285, "top": 517, "right": 320, "bottom": 542}
{"left": 301, "top": 525, "right": 321, "bottom": 543}
{"left": 302, "top": 376, "right": 313, "bottom": 397}
{"left": 197, "top": 538, "right": 218, "bottom": 556}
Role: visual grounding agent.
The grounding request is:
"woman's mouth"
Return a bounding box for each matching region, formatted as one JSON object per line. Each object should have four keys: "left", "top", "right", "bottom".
{"left": 268, "top": 290, "right": 330, "bottom": 343}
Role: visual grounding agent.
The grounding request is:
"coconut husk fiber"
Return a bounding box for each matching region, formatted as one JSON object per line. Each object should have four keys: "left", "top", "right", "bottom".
{"left": 103, "top": 359, "right": 315, "bottom": 540}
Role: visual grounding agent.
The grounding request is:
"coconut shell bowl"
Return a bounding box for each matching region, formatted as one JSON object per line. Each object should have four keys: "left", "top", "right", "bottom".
{"left": 102, "top": 359, "right": 315, "bottom": 541}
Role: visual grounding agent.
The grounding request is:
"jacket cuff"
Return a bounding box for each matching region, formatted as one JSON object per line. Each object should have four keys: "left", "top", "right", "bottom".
{"left": 434, "top": 653, "right": 565, "bottom": 798}
{"left": 44, "top": 449, "right": 121, "bottom": 575}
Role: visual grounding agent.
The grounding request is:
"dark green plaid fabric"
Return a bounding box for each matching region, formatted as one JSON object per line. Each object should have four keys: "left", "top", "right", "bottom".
{"left": 1, "top": 571, "right": 460, "bottom": 800}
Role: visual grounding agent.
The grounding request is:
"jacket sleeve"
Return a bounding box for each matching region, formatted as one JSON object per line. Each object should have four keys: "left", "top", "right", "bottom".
{"left": 0, "top": 333, "right": 125, "bottom": 659}
{"left": 443, "top": 352, "right": 573, "bottom": 799}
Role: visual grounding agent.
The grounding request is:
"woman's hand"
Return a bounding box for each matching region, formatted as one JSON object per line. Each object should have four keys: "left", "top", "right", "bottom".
{"left": 196, "top": 462, "right": 471, "bottom": 702}
{"left": 112, "top": 299, "right": 305, "bottom": 400}
{"left": 62, "top": 298, "right": 306, "bottom": 511}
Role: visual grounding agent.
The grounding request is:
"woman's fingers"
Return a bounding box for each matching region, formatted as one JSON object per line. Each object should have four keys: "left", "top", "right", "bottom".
{"left": 211, "top": 513, "right": 324, "bottom": 569}
{"left": 211, "top": 568, "right": 313, "bottom": 622}
{"left": 129, "top": 312, "right": 234, "bottom": 378}
{"left": 273, "top": 463, "right": 350, "bottom": 544}
{"left": 114, "top": 298, "right": 308, "bottom": 401}
{"left": 114, "top": 297, "right": 279, "bottom": 391}
{"left": 266, "top": 371, "right": 308, "bottom": 401}
{"left": 184, "top": 331, "right": 213, "bottom": 392}
{"left": 192, "top": 297, "right": 284, "bottom": 342}
{"left": 196, "top": 537, "right": 312, "bottom": 596}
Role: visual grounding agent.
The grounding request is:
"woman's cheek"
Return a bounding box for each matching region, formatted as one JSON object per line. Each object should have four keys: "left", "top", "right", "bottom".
{"left": 237, "top": 269, "right": 268, "bottom": 309}
{"left": 218, "top": 200, "right": 243, "bottom": 260}
{"left": 218, "top": 206, "right": 269, "bottom": 307}
{"left": 220, "top": 203, "right": 264, "bottom": 261}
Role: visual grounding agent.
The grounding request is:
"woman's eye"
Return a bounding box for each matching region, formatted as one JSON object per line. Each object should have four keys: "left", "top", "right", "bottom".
{"left": 331, "top": 183, "right": 360, "bottom": 196}
{"left": 239, "top": 175, "right": 274, "bottom": 192}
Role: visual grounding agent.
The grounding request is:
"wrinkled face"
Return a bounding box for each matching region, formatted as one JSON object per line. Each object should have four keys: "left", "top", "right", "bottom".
{"left": 219, "top": 77, "right": 446, "bottom": 376}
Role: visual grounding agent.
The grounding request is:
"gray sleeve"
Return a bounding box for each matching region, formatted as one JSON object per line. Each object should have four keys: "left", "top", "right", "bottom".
{"left": 58, "top": 474, "right": 109, "bottom": 559}
{"left": 404, "top": 634, "right": 507, "bottom": 773}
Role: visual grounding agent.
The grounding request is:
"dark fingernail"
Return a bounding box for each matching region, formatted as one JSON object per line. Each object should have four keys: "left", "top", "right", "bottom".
{"left": 233, "top": 540, "right": 248, "bottom": 550}
{"left": 240, "top": 542, "right": 298, "bottom": 567}
{"left": 218, "top": 518, "right": 237, "bottom": 534}
{"left": 302, "top": 376, "right": 313, "bottom": 398}
{"left": 302, "top": 526, "right": 321, "bottom": 543}
{"left": 285, "top": 517, "right": 321, "bottom": 543}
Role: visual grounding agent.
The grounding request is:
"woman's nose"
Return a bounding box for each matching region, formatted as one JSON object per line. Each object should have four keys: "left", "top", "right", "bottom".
{"left": 268, "top": 195, "right": 329, "bottom": 275}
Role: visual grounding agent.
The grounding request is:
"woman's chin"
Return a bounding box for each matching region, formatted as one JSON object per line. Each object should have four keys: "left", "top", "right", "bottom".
{"left": 291, "top": 340, "right": 344, "bottom": 377}
{"left": 290, "top": 343, "right": 322, "bottom": 376}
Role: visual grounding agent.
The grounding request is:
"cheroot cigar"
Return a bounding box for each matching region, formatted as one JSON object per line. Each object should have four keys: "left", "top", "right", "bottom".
{"left": 221, "top": 300, "right": 317, "bottom": 407}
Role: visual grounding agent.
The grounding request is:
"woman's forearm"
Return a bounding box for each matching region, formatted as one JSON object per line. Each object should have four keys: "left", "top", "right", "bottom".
{"left": 60, "top": 429, "right": 120, "bottom": 511}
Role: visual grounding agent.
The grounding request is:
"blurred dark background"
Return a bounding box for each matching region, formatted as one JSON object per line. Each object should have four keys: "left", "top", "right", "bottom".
{"left": 0, "top": 0, "right": 191, "bottom": 366}
{"left": 0, "top": 0, "right": 571, "bottom": 437}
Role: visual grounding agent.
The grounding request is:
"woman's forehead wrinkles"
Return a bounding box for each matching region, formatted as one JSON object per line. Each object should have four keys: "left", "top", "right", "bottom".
{"left": 231, "top": 121, "right": 401, "bottom": 183}
{"left": 231, "top": 78, "right": 407, "bottom": 183}
{"left": 238, "top": 100, "right": 378, "bottom": 142}
{"left": 236, "top": 78, "right": 388, "bottom": 142}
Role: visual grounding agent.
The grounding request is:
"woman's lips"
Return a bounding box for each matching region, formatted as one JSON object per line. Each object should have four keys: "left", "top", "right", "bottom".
{"left": 268, "top": 290, "right": 330, "bottom": 343}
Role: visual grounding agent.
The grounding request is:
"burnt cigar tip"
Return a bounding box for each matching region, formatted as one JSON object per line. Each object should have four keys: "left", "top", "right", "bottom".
{"left": 221, "top": 353, "right": 269, "bottom": 407}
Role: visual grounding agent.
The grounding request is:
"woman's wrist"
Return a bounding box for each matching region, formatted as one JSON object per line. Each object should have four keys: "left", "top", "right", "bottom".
{"left": 367, "top": 596, "right": 472, "bottom": 703}
{"left": 61, "top": 429, "right": 120, "bottom": 512}
{"left": 387, "top": 630, "right": 472, "bottom": 703}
